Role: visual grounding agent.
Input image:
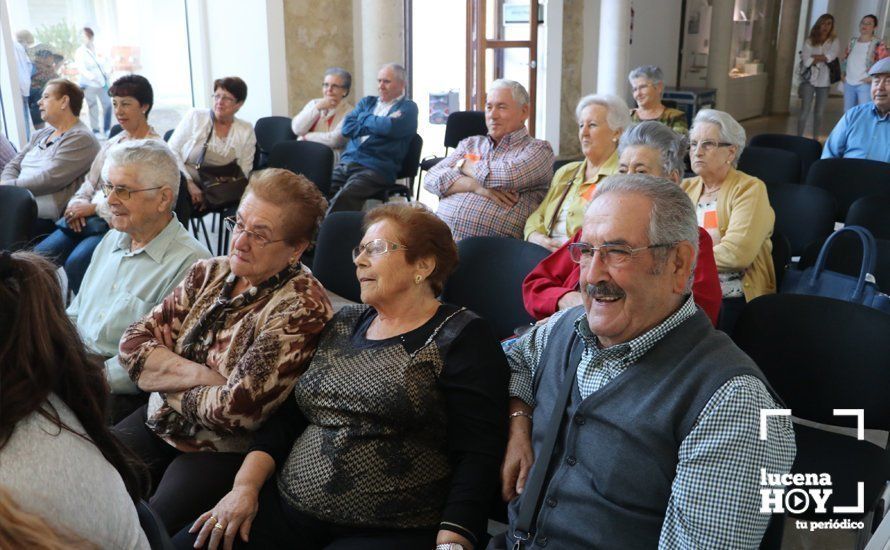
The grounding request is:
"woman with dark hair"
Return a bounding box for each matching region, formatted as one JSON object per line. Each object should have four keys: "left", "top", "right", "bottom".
{"left": 35, "top": 74, "right": 161, "bottom": 293}
{"left": 168, "top": 76, "right": 257, "bottom": 210}
{"left": 1, "top": 78, "right": 100, "bottom": 236}
{"left": 842, "top": 14, "right": 889, "bottom": 111}
{"left": 179, "top": 203, "right": 508, "bottom": 550}
{"left": 291, "top": 67, "right": 353, "bottom": 160}
{"left": 0, "top": 251, "right": 149, "bottom": 549}
{"left": 798, "top": 13, "right": 839, "bottom": 138}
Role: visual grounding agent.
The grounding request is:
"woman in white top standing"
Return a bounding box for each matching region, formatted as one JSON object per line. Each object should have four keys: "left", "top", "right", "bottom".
{"left": 291, "top": 67, "right": 353, "bottom": 161}
{"left": 168, "top": 76, "right": 257, "bottom": 211}
{"left": 74, "top": 27, "right": 112, "bottom": 135}
{"left": 842, "top": 14, "right": 889, "bottom": 112}
{"left": 798, "top": 13, "right": 839, "bottom": 138}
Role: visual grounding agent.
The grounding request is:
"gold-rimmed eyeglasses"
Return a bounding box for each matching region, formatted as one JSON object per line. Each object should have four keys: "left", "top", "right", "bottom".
{"left": 224, "top": 216, "right": 285, "bottom": 248}
{"left": 352, "top": 239, "right": 408, "bottom": 261}
{"left": 567, "top": 242, "right": 676, "bottom": 268}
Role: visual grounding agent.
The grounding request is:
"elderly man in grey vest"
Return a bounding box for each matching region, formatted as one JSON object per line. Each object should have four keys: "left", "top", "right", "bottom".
{"left": 496, "top": 174, "right": 795, "bottom": 549}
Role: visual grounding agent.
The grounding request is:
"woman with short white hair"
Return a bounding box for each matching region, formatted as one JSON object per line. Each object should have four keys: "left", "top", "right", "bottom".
{"left": 524, "top": 93, "right": 630, "bottom": 252}
{"left": 681, "top": 109, "right": 775, "bottom": 331}
{"left": 628, "top": 65, "right": 688, "bottom": 134}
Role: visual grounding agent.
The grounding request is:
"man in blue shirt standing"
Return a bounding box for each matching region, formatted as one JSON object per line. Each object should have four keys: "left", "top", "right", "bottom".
{"left": 327, "top": 62, "right": 418, "bottom": 212}
{"left": 823, "top": 57, "right": 890, "bottom": 162}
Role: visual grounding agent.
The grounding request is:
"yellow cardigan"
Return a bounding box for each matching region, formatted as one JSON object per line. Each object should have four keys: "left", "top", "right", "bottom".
{"left": 523, "top": 151, "right": 619, "bottom": 240}
{"left": 681, "top": 169, "right": 776, "bottom": 301}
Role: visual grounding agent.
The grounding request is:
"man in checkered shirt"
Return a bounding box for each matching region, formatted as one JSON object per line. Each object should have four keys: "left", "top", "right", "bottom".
{"left": 424, "top": 79, "right": 553, "bottom": 240}
{"left": 496, "top": 174, "right": 795, "bottom": 549}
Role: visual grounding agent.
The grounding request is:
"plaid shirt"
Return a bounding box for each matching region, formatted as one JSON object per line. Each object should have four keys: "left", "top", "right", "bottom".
{"left": 506, "top": 296, "right": 796, "bottom": 549}
{"left": 424, "top": 127, "right": 553, "bottom": 240}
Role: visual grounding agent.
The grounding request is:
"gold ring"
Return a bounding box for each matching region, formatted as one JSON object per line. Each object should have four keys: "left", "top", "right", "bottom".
{"left": 214, "top": 522, "right": 224, "bottom": 531}
{"left": 208, "top": 516, "right": 217, "bottom": 523}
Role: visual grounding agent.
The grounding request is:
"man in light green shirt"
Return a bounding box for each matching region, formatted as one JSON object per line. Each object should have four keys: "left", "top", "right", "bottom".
{"left": 66, "top": 140, "right": 210, "bottom": 397}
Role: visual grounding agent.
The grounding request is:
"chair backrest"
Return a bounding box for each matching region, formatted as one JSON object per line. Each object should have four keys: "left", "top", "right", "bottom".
{"left": 268, "top": 141, "right": 335, "bottom": 196}
{"left": 749, "top": 133, "right": 822, "bottom": 181}
{"left": 442, "top": 237, "right": 550, "bottom": 340}
{"left": 443, "top": 111, "right": 488, "bottom": 149}
{"left": 0, "top": 187, "right": 37, "bottom": 251}
{"left": 733, "top": 293, "right": 890, "bottom": 429}
{"left": 738, "top": 146, "right": 801, "bottom": 184}
{"left": 163, "top": 128, "right": 174, "bottom": 142}
{"left": 770, "top": 230, "right": 791, "bottom": 290}
{"left": 797, "top": 232, "right": 890, "bottom": 292}
{"left": 553, "top": 158, "right": 582, "bottom": 173}
{"left": 846, "top": 195, "right": 890, "bottom": 241}
{"left": 108, "top": 124, "right": 123, "bottom": 139}
{"left": 174, "top": 173, "right": 192, "bottom": 227}
{"left": 254, "top": 116, "right": 297, "bottom": 154}
{"left": 397, "top": 133, "right": 424, "bottom": 180}
{"left": 805, "top": 158, "right": 890, "bottom": 222}
{"left": 312, "top": 211, "right": 364, "bottom": 303}
{"left": 137, "top": 500, "right": 175, "bottom": 550}
{"left": 765, "top": 182, "right": 836, "bottom": 256}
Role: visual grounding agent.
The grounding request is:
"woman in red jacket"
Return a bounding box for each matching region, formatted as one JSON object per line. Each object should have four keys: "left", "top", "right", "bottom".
{"left": 523, "top": 121, "right": 722, "bottom": 325}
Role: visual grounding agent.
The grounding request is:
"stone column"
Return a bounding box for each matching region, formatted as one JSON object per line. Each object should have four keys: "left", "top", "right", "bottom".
{"left": 772, "top": 0, "right": 802, "bottom": 113}
{"left": 359, "top": 0, "right": 404, "bottom": 97}
{"left": 706, "top": 0, "right": 733, "bottom": 110}
{"left": 597, "top": 0, "right": 631, "bottom": 97}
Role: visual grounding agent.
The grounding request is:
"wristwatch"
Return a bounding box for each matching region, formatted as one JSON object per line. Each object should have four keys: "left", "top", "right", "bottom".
{"left": 435, "top": 544, "right": 465, "bottom": 550}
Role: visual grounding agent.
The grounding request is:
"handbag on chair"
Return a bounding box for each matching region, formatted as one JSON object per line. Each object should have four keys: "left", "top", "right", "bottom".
{"left": 192, "top": 111, "right": 249, "bottom": 209}
{"left": 781, "top": 226, "right": 890, "bottom": 314}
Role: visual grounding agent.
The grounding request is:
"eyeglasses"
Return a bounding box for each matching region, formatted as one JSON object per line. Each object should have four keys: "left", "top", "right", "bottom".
{"left": 352, "top": 239, "right": 408, "bottom": 261}
{"left": 322, "top": 82, "right": 346, "bottom": 91}
{"left": 101, "top": 183, "right": 164, "bottom": 200}
{"left": 211, "top": 94, "right": 237, "bottom": 104}
{"left": 567, "top": 242, "right": 676, "bottom": 267}
{"left": 224, "top": 216, "right": 285, "bottom": 248}
{"left": 689, "top": 140, "right": 733, "bottom": 153}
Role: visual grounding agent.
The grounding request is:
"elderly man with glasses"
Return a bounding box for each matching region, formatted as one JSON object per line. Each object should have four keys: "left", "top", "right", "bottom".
{"left": 496, "top": 174, "right": 794, "bottom": 550}
{"left": 66, "top": 139, "right": 210, "bottom": 421}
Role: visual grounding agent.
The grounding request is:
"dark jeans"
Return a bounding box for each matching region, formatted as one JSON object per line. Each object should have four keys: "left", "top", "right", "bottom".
{"left": 172, "top": 478, "right": 437, "bottom": 549}
{"left": 113, "top": 405, "right": 244, "bottom": 535}
{"left": 327, "top": 163, "right": 392, "bottom": 213}
{"left": 34, "top": 229, "right": 105, "bottom": 294}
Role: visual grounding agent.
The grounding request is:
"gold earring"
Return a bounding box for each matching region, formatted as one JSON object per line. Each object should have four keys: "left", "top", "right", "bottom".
{"left": 414, "top": 274, "right": 422, "bottom": 284}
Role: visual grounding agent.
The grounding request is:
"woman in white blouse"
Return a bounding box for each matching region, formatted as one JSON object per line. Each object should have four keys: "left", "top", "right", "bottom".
{"left": 168, "top": 76, "right": 257, "bottom": 210}
{"left": 798, "top": 13, "right": 839, "bottom": 138}
{"left": 291, "top": 67, "right": 353, "bottom": 160}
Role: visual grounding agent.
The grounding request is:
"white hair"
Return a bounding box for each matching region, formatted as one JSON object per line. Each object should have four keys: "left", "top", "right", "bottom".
{"left": 101, "top": 139, "right": 180, "bottom": 210}
{"left": 691, "top": 109, "right": 746, "bottom": 167}
{"left": 380, "top": 62, "right": 407, "bottom": 83}
{"left": 618, "top": 121, "right": 688, "bottom": 177}
{"left": 576, "top": 93, "right": 632, "bottom": 132}
{"left": 488, "top": 79, "right": 530, "bottom": 107}
{"left": 628, "top": 65, "right": 664, "bottom": 85}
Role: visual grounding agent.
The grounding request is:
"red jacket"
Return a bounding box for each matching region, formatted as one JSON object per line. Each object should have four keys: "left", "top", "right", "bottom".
{"left": 522, "top": 227, "right": 722, "bottom": 326}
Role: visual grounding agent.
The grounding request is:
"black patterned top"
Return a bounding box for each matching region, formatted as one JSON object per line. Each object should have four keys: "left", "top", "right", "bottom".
{"left": 251, "top": 303, "right": 509, "bottom": 545}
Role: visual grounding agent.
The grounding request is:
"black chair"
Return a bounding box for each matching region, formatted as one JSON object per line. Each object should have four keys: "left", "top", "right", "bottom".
{"left": 0, "top": 187, "right": 37, "bottom": 251}
{"left": 163, "top": 128, "right": 174, "bottom": 142}
{"left": 846, "top": 195, "right": 890, "bottom": 241}
{"left": 312, "top": 212, "right": 364, "bottom": 303}
{"left": 442, "top": 237, "right": 550, "bottom": 340}
{"left": 765, "top": 182, "right": 836, "bottom": 256}
{"left": 806, "top": 158, "right": 890, "bottom": 222}
{"left": 749, "top": 133, "right": 822, "bottom": 182}
{"left": 797, "top": 233, "right": 890, "bottom": 292}
{"left": 733, "top": 294, "right": 890, "bottom": 528}
{"left": 109, "top": 124, "right": 123, "bottom": 139}
{"left": 737, "top": 146, "right": 801, "bottom": 184}
{"left": 137, "top": 500, "right": 175, "bottom": 550}
{"left": 376, "top": 133, "right": 424, "bottom": 203}
{"left": 554, "top": 158, "right": 582, "bottom": 173}
{"left": 268, "top": 141, "right": 334, "bottom": 196}
{"left": 174, "top": 173, "right": 192, "bottom": 228}
{"left": 771, "top": 230, "right": 791, "bottom": 290}
{"left": 254, "top": 116, "right": 297, "bottom": 168}
{"left": 418, "top": 111, "right": 487, "bottom": 190}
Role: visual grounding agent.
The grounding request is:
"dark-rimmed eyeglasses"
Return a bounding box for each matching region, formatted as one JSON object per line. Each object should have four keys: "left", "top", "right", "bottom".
{"left": 689, "top": 140, "right": 733, "bottom": 153}
{"left": 567, "top": 242, "right": 676, "bottom": 267}
{"left": 224, "top": 216, "right": 285, "bottom": 248}
{"left": 101, "top": 183, "right": 164, "bottom": 201}
{"left": 352, "top": 239, "right": 408, "bottom": 261}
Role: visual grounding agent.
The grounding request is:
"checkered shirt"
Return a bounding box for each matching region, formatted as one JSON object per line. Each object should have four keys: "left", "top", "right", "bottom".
{"left": 424, "top": 127, "right": 554, "bottom": 240}
{"left": 505, "top": 296, "right": 796, "bottom": 549}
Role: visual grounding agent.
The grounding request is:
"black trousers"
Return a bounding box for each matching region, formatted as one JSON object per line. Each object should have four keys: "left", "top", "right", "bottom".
{"left": 113, "top": 405, "right": 244, "bottom": 536}
{"left": 172, "top": 477, "right": 437, "bottom": 549}
{"left": 327, "top": 163, "right": 392, "bottom": 213}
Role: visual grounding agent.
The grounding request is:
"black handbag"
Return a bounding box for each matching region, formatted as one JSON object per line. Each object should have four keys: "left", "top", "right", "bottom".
{"left": 193, "top": 111, "right": 249, "bottom": 209}
{"left": 827, "top": 58, "right": 842, "bottom": 84}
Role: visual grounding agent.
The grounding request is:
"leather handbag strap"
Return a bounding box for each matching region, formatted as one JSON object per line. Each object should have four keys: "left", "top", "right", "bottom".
{"left": 195, "top": 110, "right": 216, "bottom": 169}
{"left": 513, "top": 332, "right": 582, "bottom": 548}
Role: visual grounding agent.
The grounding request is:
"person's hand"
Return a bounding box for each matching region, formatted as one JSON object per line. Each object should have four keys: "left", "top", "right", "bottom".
{"left": 557, "top": 291, "right": 583, "bottom": 311}
{"left": 187, "top": 180, "right": 205, "bottom": 210}
{"left": 64, "top": 202, "right": 95, "bottom": 232}
{"left": 316, "top": 97, "right": 337, "bottom": 111}
{"left": 458, "top": 158, "right": 479, "bottom": 177}
{"left": 527, "top": 232, "right": 561, "bottom": 252}
{"left": 390, "top": 110, "right": 402, "bottom": 118}
{"left": 190, "top": 486, "right": 260, "bottom": 550}
{"left": 501, "top": 417, "right": 534, "bottom": 501}
{"left": 475, "top": 187, "right": 519, "bottom": 209}
{"left": 152, "top": 322, "right": 176, "bottom": 350}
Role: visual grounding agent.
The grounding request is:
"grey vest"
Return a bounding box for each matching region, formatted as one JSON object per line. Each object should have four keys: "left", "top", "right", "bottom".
{"left": 506, "top": 308, "right": 776, "bottom": 549}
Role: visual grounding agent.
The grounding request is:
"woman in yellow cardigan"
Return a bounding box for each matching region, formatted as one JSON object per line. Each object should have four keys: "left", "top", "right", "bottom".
{"left": 524, "top": 94, "right": 630, "bottom": 251}
{"left": 681, "top": 109, "right": 775, "bottom": 330}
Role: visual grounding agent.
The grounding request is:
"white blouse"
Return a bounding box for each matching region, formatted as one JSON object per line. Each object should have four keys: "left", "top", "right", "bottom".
{"left": 801, "top": 38, "right": 839, "bottom": 88}
{"left": 168, "top": 108, "right": 256, "bottom": 184}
